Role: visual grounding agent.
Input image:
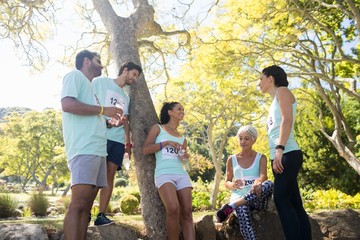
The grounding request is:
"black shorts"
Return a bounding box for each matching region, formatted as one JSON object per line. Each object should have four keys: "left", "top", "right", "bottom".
{"left": 106, "top": 139, "right": 125, "bottom": 171}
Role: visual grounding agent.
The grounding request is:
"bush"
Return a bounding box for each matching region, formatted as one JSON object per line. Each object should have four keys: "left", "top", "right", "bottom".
{"left": 128, "top": 190, "right": 141, "bottom": 202}
{"left": 303, "top": 188, "right": 360, "bottom": 211}
{"left": 58, "top": 196, "right": 70, "bottom": 210}
{"left": 192, "top": 178, "right": 213, "bottom": 211}
{"left": 28, "top": 192, "right": 49, "bottom": 217}
{"left": 119, "top": 194, "right": 139, "bottom": 215}
{"left": 112, "top": 186, "right": 141, "bottom": 202}
{"left": 0, "top": 194, "right": 18, "bottom": 218}
{"left": 115, "top": 178, "right": 128, "bottom": 187}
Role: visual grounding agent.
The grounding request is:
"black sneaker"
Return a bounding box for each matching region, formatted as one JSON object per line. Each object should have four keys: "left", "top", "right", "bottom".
{"left": 216, "top": 204, "right": 234, "bottom": 223}
{"left": 94, "top": 213, "right": 113, "bottom": 226}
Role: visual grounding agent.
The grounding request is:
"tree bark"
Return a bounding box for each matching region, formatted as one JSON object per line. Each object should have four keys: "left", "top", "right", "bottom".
{"left": 92, "top": 0, "right": 167, "bottom": 238}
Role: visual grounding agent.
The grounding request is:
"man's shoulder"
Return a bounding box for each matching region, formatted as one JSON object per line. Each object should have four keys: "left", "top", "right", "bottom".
{"left": 64, "top": 70, "right": 87, "bottom": 81}
{"left": 93, "top": 76, "right": 112, "bottom": 83}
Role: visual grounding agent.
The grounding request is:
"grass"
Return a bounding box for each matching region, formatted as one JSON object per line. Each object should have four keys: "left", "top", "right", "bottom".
{"left": 0, "top": 191, "right": 216, "bottom": 236}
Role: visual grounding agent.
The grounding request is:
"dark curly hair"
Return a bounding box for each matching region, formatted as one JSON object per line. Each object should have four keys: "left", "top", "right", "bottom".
{"left": 160, "top": 102, "right": 180, "bottom": 124}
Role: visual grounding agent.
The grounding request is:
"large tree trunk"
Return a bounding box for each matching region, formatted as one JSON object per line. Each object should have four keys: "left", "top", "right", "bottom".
{"left": 93, "top": 0, "right": 167, "bottom": 238}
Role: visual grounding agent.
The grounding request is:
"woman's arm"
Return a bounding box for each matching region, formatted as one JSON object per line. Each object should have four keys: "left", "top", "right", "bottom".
{"left": 251, "top": 154, "right": 268, "bottom": 196}
{"left": 224, "top": 156, "right": 235, "bottom": 190}
{"left": 142, "top": 125, "right": 161, "bottom": 155}
{"left": 273, "top": 87, "right": 295, "bottom": 173}
{"left": 254, "top": 154, "right": 268, "bottom": 185}
{"left": 277, "top": 87, "right": 295, "bottom": 147}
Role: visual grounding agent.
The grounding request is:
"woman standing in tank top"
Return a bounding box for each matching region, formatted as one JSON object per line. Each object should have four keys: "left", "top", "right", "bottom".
{"left": 259, "top": 65, "right": 312, "bottom": 240}
{"left": 215, "top": 125, "right": 273, "bottom": 240}
{"left": 143, "top": 102, "right": 195, "bottom": 240}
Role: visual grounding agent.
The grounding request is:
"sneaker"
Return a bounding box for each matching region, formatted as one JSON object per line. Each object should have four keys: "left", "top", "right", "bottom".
{"left": 94, "top": 213, "right": 113, "bottom": 226}
{"left": 216, "top": 204, "right": 234, "bottom": 223}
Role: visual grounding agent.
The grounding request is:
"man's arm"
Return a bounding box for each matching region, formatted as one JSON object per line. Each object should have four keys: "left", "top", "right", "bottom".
{"left": 61, "top": 97, "right": 123, "bottom": 117}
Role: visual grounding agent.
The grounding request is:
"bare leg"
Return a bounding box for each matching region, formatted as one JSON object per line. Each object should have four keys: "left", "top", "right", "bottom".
{"left": 158, "top": 183, "right": 181, "bottom": 240}
{"left": 98, "top": 161, "right": 118, "bottom": 213}
{"left": 178, "top": 187, "right": 195, "bottom": 240}
{"left": 64, "top": 184, "right": 99, "bottom": 240}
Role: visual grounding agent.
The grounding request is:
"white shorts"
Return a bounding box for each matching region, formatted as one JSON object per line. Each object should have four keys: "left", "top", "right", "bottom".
{"left": 68, "top": 155, "right": 107, "bottom": 188}
{"left": 155, "top": 174, "right": 193, "bottom": 190}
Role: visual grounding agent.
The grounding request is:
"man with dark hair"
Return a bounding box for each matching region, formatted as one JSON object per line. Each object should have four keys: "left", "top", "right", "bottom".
{"left": 92, "top": 61, "right": 142, "bottom": 225}
{"left": 61, "top": 50, "right": 123, "bottom": 240}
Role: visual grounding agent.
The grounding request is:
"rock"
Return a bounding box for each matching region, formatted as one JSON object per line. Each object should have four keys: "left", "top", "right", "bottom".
{"left": 1, "top": 209, "right": 359, "bottom": 240}
{"left": 88, "top": 224, "right": 139, "bottom": 240}
{"left": 311, "top": 209, "right": 360, "bottom": 240}
{"left": 57, "top": 223, "right": 140, "bottom": 240}
{"left": 194, "top": 215, "right": 216, "bottom": 240}
{"left": 0, "top": 224, "right": 48, "bottom": 240}
{"left": 215, "top": 210, "right": 323, "bottom": 240}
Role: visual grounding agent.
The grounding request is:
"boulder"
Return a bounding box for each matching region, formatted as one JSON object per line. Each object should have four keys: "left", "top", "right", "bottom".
{"left": 194, "top": 214, "right": 216, "bottom": 240}
{"left": 215, "top": 210, "right": 323, "bottom": 240}
{"left": 57, "top": 223, "right": 140, "bottom": 240}
{"left": 311, "top": 209, "right": 360, "bottom": 240}
{"left": 0, "top": 224, "right": 48, "bottom": 240}
{"left": 1, "top": 209, "right": 360, "bottom": 240}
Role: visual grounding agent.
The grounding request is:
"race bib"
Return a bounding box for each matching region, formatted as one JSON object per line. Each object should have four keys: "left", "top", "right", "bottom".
{"left": 105, "top": 90, "right": 126, "bottom": 109}
{"left": 162, "top": 145, "right": 179, "bottom": 158}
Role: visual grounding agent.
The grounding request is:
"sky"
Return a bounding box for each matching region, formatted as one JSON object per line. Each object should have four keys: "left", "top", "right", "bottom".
{"left": 0, "top": 0, "right": 216, "bottom": 112}
{"left": 0, "top": 39, "right": 65, "bottom": 111}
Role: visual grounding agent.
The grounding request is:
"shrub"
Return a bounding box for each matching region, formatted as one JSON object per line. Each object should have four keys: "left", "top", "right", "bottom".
{"left": 115, "top": 178, "right": 128, "bottom": 187}
{"left": 192, "top": 178, "right": 212, "bottom": 211}
{"left": 0, "top": 194, "right": 18, "bottom": 218}
{"left": 112, "top": 185, "right": 141, "bottom": 202}
{"left": 57, "top": 196, "right": 70, "bottom": 214}
{"left": 128, "top": 190, "right": 141, "bottom": 202}
{"left": 303, "top": 188, "right": 360, "bottom": 211}
{"left": 119, "top": 194, "right": 139, "bottom": 215}
{"left": 21, "top": 207, "right": 32, "bottom": 218}
{"left": 28, "top": 192, "right": 49, "bottom": 217}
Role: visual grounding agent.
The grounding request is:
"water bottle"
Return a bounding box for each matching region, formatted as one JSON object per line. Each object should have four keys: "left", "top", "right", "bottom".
{"left": 178, "top": 148, "right": 190, "bottom": 171}
{"left": 234, "top": 168, "right": 245, "bottom": 188}
{"left": 123, "top": 152, "right": 130, "bottom": 170}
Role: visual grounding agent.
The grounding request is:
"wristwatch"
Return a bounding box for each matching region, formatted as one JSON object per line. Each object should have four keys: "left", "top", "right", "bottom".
{"left": 106, "top": 119, "right": 112, "bottom": 129}
{"left": 275, "top": 145, "right": 285, "bottom": 150}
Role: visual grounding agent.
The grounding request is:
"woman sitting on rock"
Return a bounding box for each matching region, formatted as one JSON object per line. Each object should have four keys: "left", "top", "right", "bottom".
{"left": 216, "top": 125, "right": 273, "bottom": 240}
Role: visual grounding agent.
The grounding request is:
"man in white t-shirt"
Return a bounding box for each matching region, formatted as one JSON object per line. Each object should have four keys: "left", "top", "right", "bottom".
{"left": 61, "top": 50, "right": 123, "bottom": 240}
{"left": 92, "top": 61, "right": 142, "bottom": 225}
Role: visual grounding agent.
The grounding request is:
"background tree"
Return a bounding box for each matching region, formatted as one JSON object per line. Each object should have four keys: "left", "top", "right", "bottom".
{"left": 0, "top": 110, "right": 65, "bottom": 191}
{"left": 190, "top": 0, "right": 360, "bottom": 175}
{"left": 0, "top": 0, "right": 57, "bottom": 70}
{"left": 295, "top": 89, "right": 360, "bottom": 195}
{"left": 167, "top": 41, "right": 264, "bottom": 207}
{"left": 90, "top": 0, "right": 218, "bottom": 238}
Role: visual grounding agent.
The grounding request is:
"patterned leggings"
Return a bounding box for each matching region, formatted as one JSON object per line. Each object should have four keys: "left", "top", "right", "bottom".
{"left": 235, "top": 180, "right": 274, "bottom": 240}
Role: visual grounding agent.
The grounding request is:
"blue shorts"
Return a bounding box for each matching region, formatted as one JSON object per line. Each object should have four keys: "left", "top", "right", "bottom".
{"left": 107, "top": 140, "right": 125, "bottom": 171}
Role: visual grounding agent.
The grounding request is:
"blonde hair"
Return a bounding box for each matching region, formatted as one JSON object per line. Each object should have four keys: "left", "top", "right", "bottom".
{"left": 236, "top": 125, "right": 258, "bottom": 141}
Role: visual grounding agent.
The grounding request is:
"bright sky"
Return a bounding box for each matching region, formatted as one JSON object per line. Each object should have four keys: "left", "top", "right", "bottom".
{"left": 0, "top": 39, "right": 66, "bottom": 111}
{"left": 0, "top": 0, "right": 215, "bottom": 112}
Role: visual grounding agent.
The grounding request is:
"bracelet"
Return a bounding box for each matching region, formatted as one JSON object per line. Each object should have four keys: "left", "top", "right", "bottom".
{"left": 99, "top": 106, "right": 104, "bottom": 115}
{"left": 275, "top": 145, "right": 285, "bottom": 150}
{"left": 125, "top": 143, "right": 133, "bottom": 148}
{"left": 159, "top": 142, "right": 163, "bottom": 150}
